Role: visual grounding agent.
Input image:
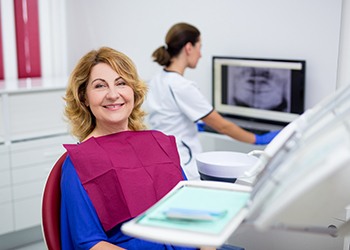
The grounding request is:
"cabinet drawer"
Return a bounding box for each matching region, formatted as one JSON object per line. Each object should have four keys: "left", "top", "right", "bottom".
{"left": 12, "top": 162, "right": 52, "bottom": 184}
{"left": 0, "top": 96, "right": 4, "bottom": 143}
{"left": 0, "top": 203, "right": 14, "bottom": 234}
{"left": 11, "top": 145, "right": 65, "bottom": 169}
{"left": 0, "top": 145, "right": 10, "bottom": 171}
{"left": 14, "top": 196, "right": 41, "bottom": 230}
{"left": 0, "top": 170, "right": 11, "bottom": 188}
{"left": 0, "top": 187, "right": 12, "bottom": 204}
{"left": 9, "top": 90, "right": 67, "bottom": 140}
{"left": 10, "top": 135, "right": 74, "bottom": 168}
{"left": 13, "top": 179, "right": 46, "bottom": 200}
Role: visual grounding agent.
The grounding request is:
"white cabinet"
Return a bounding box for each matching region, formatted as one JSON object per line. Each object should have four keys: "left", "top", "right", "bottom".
{"left": 0, "top": 95, "right": 5, "bottom": 143}
{"left": 0, "top": 202, "right": 14, "bottom": 235}
{"left": 8, "top": 90, "right": 68, "bottom": 141}
{"left": 10, "top": 135, "right": 75, "bottom": 230}
{"left": 0, "top": 79, "right": 75, "bottom": 235}
{"left": 0, "top": 145, "right": 14, "bottom": 235}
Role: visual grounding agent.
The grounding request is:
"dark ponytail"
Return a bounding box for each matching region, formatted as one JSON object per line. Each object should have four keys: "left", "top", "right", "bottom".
{"left": 152, "top": 23, "right": 200, "bottom": 67}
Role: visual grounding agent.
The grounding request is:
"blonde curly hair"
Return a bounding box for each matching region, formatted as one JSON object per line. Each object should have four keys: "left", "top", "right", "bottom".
{"left": 64, "top": 47, "right": 147, "bottom": 141}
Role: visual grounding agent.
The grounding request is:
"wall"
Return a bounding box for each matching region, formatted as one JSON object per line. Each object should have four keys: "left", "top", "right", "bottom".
{"left": 0, "top": 0, "right": 68, "bottom": 80}
{"left": 337, "top": 0, "right": 350, "bottom": 87}
{"left": 64, "top": 0, "right": 343, "bottom": 110}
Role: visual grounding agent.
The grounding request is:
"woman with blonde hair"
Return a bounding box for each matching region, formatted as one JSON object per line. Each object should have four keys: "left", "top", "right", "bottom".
{"left": 61, "top": 46, "right": 197, "bottom": 249}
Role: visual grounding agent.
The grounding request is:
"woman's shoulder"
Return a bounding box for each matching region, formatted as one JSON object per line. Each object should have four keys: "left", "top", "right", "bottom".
{"left": 168, "top": 74, "right": 197, "bottom": 90}
{"left": 61, "top": 155, "right": 83, "bottom": 182}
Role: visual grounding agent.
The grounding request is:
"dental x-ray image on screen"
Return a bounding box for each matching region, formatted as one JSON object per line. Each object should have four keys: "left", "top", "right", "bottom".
{"left": 213, "top": 56, "right": 305, "bottom": 124}
{"left": 226, "top": 66, "right": 291, "bottom": 112}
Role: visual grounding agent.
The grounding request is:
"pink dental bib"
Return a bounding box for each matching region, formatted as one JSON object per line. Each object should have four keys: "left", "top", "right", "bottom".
{"left": 64, "top": 130, "right": 183, "bottom": 231}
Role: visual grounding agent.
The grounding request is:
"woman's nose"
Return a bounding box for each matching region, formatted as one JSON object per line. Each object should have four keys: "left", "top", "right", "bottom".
{"left": 106, "top": 87, "right": 120, "bottom": 99}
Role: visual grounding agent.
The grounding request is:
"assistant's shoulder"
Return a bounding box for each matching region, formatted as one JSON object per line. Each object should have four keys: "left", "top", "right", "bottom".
{"left": 169, "top": 75, "right": 198, "bottom": 92}
{"left": 148, "top": 70, "right": 165, "bottom": 84}
{"left": 139, "top": 129, "right": 169, "bottom": 138}
{"left": 141, "top": 130, "right": 175, "bottom": 142}
{"left": 150, "top": 130, "right": 177, "bottom": 148}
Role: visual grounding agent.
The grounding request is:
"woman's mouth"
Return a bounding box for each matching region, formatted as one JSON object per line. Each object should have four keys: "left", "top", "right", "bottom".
{"left": 104, "top": 103, "right": 124, "bottom": 110}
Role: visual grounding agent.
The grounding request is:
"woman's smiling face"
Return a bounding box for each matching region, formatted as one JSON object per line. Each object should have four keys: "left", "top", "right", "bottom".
{"left": 85, "top": 63, "right": 134, "bottom": 134}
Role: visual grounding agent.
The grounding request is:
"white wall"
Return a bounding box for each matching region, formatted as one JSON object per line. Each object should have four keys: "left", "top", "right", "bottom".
{"left": 64, "top": 0, "right": 342, "bottom": 110}
{"left": 1, "top": 0, "right": 17, "bottom": 80}
{"left": 337, "top": 0, "right": 350, "bottom": 87}
{"left": 38, "top": 0, "right": 68, "bottom": 78}
{"left": 0, "top": 0, "right": 68, "bottom": 81}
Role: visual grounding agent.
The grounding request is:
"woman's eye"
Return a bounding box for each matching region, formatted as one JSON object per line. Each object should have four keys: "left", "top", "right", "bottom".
{"left": 95, "top": 82, "right": 106, "bottom": 88}
{"left": 116, "top": 81, "right": 127, "bottom": 86}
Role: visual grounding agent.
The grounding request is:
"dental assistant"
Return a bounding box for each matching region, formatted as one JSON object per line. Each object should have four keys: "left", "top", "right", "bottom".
{"left": 145, "top": 23, "right": 279, "bottom": 180}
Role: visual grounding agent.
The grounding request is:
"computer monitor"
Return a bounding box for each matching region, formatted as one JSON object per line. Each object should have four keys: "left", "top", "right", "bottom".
{"left": 212, "top": 56, "right": 306, "bottom": 126}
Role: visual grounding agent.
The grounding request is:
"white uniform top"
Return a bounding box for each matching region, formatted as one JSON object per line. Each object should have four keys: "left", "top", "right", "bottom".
{"left": 144, "top": 70, "right": 213, "bottom": 180}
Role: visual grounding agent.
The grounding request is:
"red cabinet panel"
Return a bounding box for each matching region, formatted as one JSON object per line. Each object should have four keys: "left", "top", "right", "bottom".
{"left": 14, "top": 0, "right": 41, "bottom": 78}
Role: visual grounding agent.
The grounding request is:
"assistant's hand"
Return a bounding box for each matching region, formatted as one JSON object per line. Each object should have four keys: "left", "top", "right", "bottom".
{"left": 254, "top": 130, "right": 280, "bottom": 145}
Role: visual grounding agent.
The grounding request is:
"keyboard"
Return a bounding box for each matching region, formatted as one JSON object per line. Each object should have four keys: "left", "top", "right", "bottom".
{"left": 202, "top": 124, "right": 269, "bottom": 135}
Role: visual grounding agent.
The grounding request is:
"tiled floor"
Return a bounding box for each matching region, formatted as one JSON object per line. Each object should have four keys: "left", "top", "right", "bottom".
{"left": 10, "top": 240, "right": 46, "bottom": 250}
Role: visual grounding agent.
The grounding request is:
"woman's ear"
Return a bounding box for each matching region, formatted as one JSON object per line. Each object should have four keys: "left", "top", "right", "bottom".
{"left": 184, "top": 42, "right": 193, "bottom": 55}
{"left": 83, "top": 97, "right": 89, "bottom": 107}
{"left": 83, "top": 93, "right": 89, "bottom": 107}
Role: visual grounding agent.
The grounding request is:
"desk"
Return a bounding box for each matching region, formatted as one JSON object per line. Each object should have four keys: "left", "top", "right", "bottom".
{"left": 198, "top": 131, "right": 265, "bottom": 153}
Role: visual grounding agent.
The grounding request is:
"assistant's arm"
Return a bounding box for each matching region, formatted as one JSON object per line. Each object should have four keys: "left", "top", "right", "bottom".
{"left": 202, "top": 110, "right": 256, "bottom": 144}
{"left": 202, "top": 110, "right": 279, "bottom": 145}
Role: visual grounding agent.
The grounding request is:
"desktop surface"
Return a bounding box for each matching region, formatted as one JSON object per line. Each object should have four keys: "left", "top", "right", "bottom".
{"left": 203, "top": 115, "right": 286, "bottom": 135}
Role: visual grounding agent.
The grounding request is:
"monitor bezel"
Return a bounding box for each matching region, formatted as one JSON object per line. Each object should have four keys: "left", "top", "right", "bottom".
{"left": 212, "top": 56, "right": 306, "bottom": 125}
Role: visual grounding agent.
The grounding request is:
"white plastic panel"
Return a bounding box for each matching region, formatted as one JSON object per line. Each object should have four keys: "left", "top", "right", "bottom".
{"left": 247, "top": 85, "right": 350, "bottom": 233}
{"left": 253, "top": 123, "right": 350, "bottom": 229}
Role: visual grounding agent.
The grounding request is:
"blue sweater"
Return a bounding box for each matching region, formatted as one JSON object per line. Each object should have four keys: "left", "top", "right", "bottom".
{"left": 60, "top": 156, "right": 195, "bottom": 250}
